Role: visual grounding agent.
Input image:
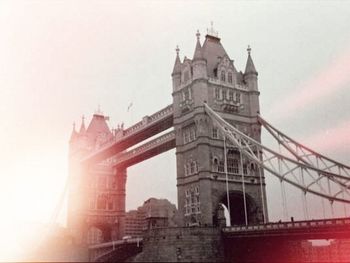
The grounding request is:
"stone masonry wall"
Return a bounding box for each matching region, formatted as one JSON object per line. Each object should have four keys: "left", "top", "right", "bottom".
{"left": 133, "top": 227, "right": 224, "bottom": 262}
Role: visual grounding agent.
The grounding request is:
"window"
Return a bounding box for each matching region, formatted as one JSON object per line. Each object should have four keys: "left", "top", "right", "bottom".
{"left": 215, "top": 88, "right": 220, "bottom": 99}
{"left": 243, "top": 164, "right": 248, "bottom": 175}
{"left": 221, "top": 71, "right": 226, "bottom": 82}
{"left": 222, "top": 88, "right": 227, "bottom": 100}
{"left": 218, "top": 160, "right": 225, "bottom": 173}
{"left": 183, "top": 125, "right": 196, "bottom": 144}
{"left": 235, "top": 92, "right": 241, "bottom": 104}
{"left": 229, "top": 90, "right": 234, "bottom": 101}
{"left": 190, "top": 161, "right": 196, "bottom": 174}
{"left": 184, "top": 186, "right": 200, "bottom": 216}
{"left": 228, "top": 72, "right": 233, "bottom": 84}
{"left": 108, "top": 199, "right": 113, "bottom": 210}
{"left": 97, "top": 195, "right": 106, "bottom": 210}
{"left": 212, "top": 127, "right": 218, "bottom": 139}
{"left": 227, "top": 151, "right": 239, "bottom": 174}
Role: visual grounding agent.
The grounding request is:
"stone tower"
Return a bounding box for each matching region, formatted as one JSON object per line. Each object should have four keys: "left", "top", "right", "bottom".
{"left": 68, "top": 113, "right": 126, "bottom": 245}
{"left": 172, "top": 28, "right": 268, "bottom": 227}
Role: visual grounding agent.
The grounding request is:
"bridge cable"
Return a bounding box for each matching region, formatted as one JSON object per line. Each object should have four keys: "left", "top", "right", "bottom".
{"left": 278, "top": 142, "right": 289, "bottom": 221}
{"left": 257, "top": 147, "right": 267, "bottom": 223}
{"left": 239, "top": 146, "right": 248, "bottom": 226}
{"left": 204, "top": 103, "right": 350, "bottom": 205}
{"left": 223, "top": 136, "right": 231, "bottom": 226}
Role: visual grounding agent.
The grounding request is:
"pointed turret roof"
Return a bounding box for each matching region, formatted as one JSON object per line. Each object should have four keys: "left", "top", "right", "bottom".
{"left": 79, "top": 115, "right": 86, "bottom": 134}
{"left": 244, "top": 45, "right": 257, "bottom": 75}
{"left": 69, "top": 122, "right": 78, "bottom": 142}
{"left": 86, "top": 113, "right": 112, "bottom": 138}
{"left": 172, "top": 45, "right": 181, "bottom": 75}
{"left": 193, "top": 30, "right": 204, "bottom": 61}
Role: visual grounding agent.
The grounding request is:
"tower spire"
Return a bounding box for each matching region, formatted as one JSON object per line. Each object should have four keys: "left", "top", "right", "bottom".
{"left": 244, "top": 45, "right": 257, "bottom": 75}
{"left": 193, "top": 30, "right": 204, "bottom": 61}
{"left": 172, "top": 45, "right": 181, "bottom": 75}
{"left": 70, "top": 122, "right": 78, "bottom": 142}
{"left": 79, "top": 115, "right": 86, "bottom": 134}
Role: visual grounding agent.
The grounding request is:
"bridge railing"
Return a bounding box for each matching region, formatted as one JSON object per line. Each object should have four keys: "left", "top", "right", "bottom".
{"left": 114, "top": 130, "right": 175, "bottom": 165}
{"left": 223, "top": 217, "right": 350, "bottom": 233}
{"left": 123, "top": 104, "right": 173, "bottom": 137}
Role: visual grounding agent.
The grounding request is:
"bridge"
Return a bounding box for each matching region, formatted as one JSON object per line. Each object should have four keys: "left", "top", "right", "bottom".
{"left": 63, "top": 27, "right": 350, "bottom": 262}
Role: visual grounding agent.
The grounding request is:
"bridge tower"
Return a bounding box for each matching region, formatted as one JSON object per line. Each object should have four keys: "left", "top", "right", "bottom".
{"left": 172, "top": 28, "right": 268, "bottom": 227}
{"left": 68, "top": 113, "right": 126, "bottom": 245}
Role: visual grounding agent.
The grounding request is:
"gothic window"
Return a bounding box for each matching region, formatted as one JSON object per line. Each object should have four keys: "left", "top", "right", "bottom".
{"left": 221, "top": 71, "right": 226, "bottom": 82}
{"left": 213, "top": 157, "right": 219, "bottom": 172}
{"left": 97, "top": 194, "right": 106, "bottom": 210}
{"left": 222, "top": 88, "right": 227, "bottom": 100}
{"left": 229, "top": 90, "right": 234, "bottom": 101}
{"left": 214, "top": 88, "right": 220, "bottom": 100}
{"left": 228, "top": 72, "right": 233, "bottom": 84}
{"left": 227, "top": 151, "right": 239, "bottom": 174}
{"left": 190, "top": 161, "right": 195, "bottom": 174}
{"left": 108, "top": 198, "right": 113, "bottom": 210}
{"left": 235, "top": 92, "right": 241, "bottom": 104}
{"left": 212, "top": 127, "right": 218, "bottom": 139}
{"left": 183, "top": 125, "right": 196, "bottom": 144}
{"left": 87, "top": 227, "right": 103, "bottom": 244}
{"left": 184, "top": 186, "right": 200, "bottom": 216}
{"left": 243, "top": 164, "right": 248, "bottom": 175}
{"left": 218, "top": 160, "right": 225, "bottom": 173}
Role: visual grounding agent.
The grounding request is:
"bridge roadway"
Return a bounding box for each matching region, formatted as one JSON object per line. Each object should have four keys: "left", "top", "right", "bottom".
{"left": 222, "top": 217, "right": 350, "bottom": 240}
{"left": 82, "top": 104, "right": 174, "bottom": 166}
{"left": 113, "top": 130, "right": 175, "bottom": 168}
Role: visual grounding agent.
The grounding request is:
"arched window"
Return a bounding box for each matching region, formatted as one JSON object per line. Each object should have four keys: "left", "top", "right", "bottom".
{"left": 221, "top": 71, "right": 226, "bottom": 82}
{"left": 190, "top": 161, "right": 196, "bottom": 174}
{"left": 87, "top": 227, "right": 103, "bottom": 244}
{"left": 228, "top": 72, "right": 233, "bottom": 84}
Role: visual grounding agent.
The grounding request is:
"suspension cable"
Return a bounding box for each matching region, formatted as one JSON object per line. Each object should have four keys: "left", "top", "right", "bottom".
{"left": 257, "top": 147, "right": 267, "bottom": 223}
{"left": 239, "top": 145, "right": 248, "bottom": 226}
{"left": 223, "top": 136, "right": 231, "bottom": 226}
{"left": 278, "top": 142, "right": 288, "bottom": 220}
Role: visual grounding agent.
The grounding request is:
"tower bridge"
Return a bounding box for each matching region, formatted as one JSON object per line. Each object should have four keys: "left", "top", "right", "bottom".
{"left": 65, "top": 26, "right": 350, "bottom": 262}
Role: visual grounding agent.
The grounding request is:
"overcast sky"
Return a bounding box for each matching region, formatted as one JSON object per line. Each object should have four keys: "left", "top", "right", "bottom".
{"left": 1, "top": 0, "right": 350, "bottom": 260}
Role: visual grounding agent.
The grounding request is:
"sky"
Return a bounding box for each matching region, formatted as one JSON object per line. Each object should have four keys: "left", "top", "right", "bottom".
{"left": 1, "top": 0, "right": 350, "bottom": 260}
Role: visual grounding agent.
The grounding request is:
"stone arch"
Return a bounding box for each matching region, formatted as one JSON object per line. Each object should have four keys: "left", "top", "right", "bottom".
{"left": 218, "top": 191, "right": 259, "bottom": 226}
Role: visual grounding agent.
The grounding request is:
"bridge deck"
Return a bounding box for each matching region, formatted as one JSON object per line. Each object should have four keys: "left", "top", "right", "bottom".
{"left": 223, "top": 217, "right": 350, "bottom": 239}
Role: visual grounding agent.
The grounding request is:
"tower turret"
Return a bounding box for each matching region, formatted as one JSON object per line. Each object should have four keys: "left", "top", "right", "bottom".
{"left": 79, "top": 115, "right": 86, "bottom": 135}
{"left": 244, "top": 45, "right": 258, "bottom": 91}
{"left": 192, "top": 30, "right": 207, "bottom": 80}
{"left": 171, "top": 45, "right": 182, "bottom": 91}
{"left": 244, "top": 46, "right": 260, "bottom": 116}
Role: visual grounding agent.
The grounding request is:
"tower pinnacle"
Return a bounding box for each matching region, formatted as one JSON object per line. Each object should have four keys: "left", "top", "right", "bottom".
{"left": 79, "top": 115, "right": 86, "bottom": 134}
{"left": 193, "top": 30, "right": 204, "bottom": 61}
{"left": 172, "top": 45, "right": 181, "bottom": 75}
{"left": 244, "top": 45, "right": 257, "bottom": 75}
